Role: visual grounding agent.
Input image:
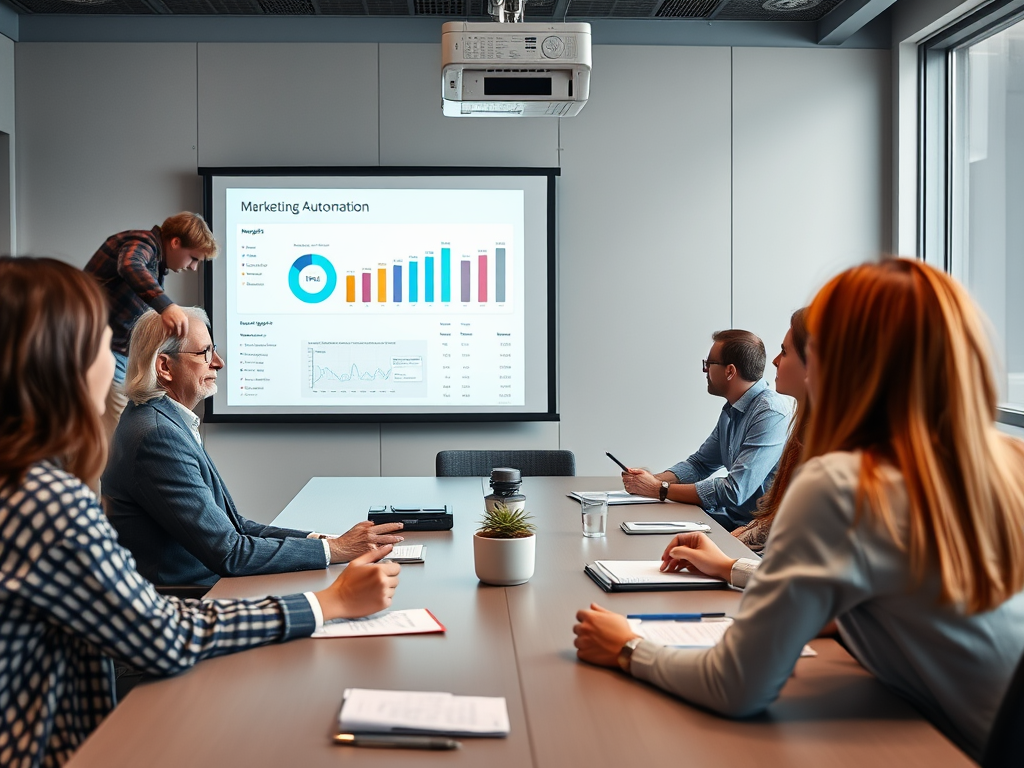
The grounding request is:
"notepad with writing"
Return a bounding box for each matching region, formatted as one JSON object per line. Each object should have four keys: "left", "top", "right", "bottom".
{"left": 627, "top": 617, "right": 817, "bottom": 657}
{"left": 338, "top": 688, "right": 511, "bottom": 737}
{"left": 584, "top": 560, "right": 729, "bottom": 592}
{"left": 312, "top": 608, "right": 445, "bottom": 639}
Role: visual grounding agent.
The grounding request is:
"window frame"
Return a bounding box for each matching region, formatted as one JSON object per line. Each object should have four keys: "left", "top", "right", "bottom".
{"left": 918, "top": 0, "right": 1024, "bottom": 427}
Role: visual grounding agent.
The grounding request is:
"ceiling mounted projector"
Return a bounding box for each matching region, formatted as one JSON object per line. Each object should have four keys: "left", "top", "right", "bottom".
{"left": 441, "top": 21, "right": 592, "bottom": 118}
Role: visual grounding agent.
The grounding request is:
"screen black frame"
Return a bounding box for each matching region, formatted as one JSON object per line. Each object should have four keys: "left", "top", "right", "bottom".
{"left": 199, "top": 165, "right": 559, "bottom": 424}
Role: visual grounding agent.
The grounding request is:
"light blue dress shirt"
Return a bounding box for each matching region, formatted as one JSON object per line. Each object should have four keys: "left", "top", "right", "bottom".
{"left": 667, "top": 379, "right": 791, "bottom": 530}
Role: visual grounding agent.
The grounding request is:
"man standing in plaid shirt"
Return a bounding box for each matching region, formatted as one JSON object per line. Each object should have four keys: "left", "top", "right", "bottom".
{"left": 85, "top": 211, "right": 218, "bottom": 438}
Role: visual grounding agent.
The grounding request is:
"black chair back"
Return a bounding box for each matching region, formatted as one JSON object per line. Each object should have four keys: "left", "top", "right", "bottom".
{"left": 435, "top": 450, "right": 576, "bottom": 477}
{"left": 983, "top": 648, "right": 1024, "bottom": 768}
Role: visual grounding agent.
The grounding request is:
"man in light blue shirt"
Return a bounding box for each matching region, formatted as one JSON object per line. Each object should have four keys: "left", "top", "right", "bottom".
{"left": 622, "top": 330, "right": 791, "bottom": 531}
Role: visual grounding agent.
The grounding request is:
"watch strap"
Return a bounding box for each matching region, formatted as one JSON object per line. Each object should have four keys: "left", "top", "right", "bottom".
{"left": 618, "top": 637, "right": 643, "bottom": 673}
{"left": 659, "top": 481, "right": 670, "bottom": 502}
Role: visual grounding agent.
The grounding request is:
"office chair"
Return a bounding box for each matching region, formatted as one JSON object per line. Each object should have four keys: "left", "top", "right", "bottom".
{"left": 982, "top": 649, "right": 1024, "bottom": 768}
{"left": 435, "top": 450, "right": 576, "bottom": 477}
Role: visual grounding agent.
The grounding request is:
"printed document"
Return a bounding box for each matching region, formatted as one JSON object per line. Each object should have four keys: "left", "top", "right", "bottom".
{"left": 338, "top": 688, "right": 510, "bottom": 736}
{"left": 386, "top": 544, "right": 425, "bottom": 563}
{"left": 313, "top": 608, "right": 445, "bottom": 639}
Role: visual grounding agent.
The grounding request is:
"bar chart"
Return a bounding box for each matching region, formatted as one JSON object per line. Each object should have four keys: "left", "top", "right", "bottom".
{"left": 341, "top": 246, "right": 509, "bottom": 307}
{"left": 234, "top": 222, "right": 515, "bottom": 316}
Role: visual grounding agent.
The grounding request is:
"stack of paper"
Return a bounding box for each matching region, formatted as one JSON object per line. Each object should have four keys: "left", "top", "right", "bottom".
{"left": 312, "top": 608, "right": 445, "bottom": 639}
{"left": 338, "top": 688, "right": 511, "bottom": 737}
{"left": 568, "top": 490, "right": 664, "bottom": 505}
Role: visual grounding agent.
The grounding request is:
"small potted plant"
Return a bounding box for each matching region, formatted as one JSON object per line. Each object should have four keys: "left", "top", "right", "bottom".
{"left": 473, "top": 502, "right": 537, "bottom": 586}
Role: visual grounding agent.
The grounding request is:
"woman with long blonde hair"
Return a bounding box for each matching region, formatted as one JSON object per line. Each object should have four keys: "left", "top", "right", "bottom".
{"left": 574, "top": 258, "right": 1024, "bottom": 761}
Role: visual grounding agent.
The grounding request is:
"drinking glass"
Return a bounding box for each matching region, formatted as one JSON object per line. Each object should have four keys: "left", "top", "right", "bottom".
{"left": 580, "top": 492, "right": 608, "bottom": 538}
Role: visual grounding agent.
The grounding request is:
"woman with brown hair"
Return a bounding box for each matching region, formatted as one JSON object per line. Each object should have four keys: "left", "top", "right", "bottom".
{"left": 573, "top": 258, "right": 1024, "bottom": 761}
{"left": 733, "top": 307, "right": 809, "bottom": 551}
{"left": 0, "top": 257, "right": 400, "bottom": 768}
{"left": 654, "top": 308, "right": 810, "bottom": 587}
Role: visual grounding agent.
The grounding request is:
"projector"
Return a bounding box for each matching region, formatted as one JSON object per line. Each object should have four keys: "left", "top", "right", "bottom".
{"left": 441, "top": 21, "right": 592, "bottom": 117}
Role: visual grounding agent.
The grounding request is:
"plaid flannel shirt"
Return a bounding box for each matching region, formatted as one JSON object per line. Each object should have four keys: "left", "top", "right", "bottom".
{"left": 84, "top": 226, "right": 172, "bottom": 355}
{"left": 0, "top": 462, "right": 316, "bottom": 768}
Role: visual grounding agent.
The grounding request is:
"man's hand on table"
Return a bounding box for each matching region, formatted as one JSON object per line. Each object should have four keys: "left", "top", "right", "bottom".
{"left": 327, "top": 520, "right": 405, "bottom": 564}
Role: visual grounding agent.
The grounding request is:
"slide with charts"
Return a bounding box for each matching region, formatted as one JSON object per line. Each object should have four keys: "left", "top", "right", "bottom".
{"left": 223, "top": 187, "right": 526, "bottom": 410}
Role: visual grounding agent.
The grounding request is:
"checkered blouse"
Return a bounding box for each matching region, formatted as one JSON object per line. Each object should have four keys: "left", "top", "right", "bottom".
{"left": 0, "top": 462, "right": 315, "bottom": 768}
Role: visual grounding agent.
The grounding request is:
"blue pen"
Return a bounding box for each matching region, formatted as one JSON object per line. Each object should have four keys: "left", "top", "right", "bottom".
{"left": 626, "top": 612, "right": 727, "bottom": 621}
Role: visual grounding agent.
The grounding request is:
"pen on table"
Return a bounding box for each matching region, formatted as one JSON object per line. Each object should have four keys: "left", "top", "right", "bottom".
{"left": 333, "top": 733, "right": 461, "bottom": 750}
{"left": 626, "top": 612, "right": 727, "bottom": 621}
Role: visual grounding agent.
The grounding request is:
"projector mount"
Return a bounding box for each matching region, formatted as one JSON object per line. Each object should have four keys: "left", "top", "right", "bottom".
{"left": 488, "top": 0, "right": 525, "bottom": 23}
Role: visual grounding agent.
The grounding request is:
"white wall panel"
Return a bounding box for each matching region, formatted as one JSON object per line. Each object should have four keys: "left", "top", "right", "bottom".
{"left": 378, "top": 43, "right": 558, "bottom": 167}
{"left": 15, "top": 42, "right": 200, "bottom": 307}
{"left": 197, "top": 43, "right": 379, "bottom": 167}
{"left": 732, "top": 47, "right": 890, "bottom": 362}
{"left": 558, "top": 46, "right": 733, "bottom": 477}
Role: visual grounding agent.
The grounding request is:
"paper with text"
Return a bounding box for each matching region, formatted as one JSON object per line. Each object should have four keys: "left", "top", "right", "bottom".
{"left": 338, "top": 688, "right": 510, "bottom": 736}
{"left": 313, "top": 608, "right": 445, "bottom": 639}
{"left": 387, "top": 544, "right": 425, "bottom": 562}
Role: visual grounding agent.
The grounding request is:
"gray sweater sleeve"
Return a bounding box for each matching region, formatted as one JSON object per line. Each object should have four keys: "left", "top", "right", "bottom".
{"left": 628, "top": 456, "right": 875, "bottom": 716}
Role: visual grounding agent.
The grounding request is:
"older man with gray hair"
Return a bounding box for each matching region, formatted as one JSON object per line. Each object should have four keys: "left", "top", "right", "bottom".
{"left": 102, "top": 307, "right": 404, "bottom": 588}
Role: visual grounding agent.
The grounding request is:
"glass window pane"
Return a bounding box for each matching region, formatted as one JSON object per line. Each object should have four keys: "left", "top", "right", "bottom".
{"left": 952, "top": 18, "right": 1024, "bottom": 412}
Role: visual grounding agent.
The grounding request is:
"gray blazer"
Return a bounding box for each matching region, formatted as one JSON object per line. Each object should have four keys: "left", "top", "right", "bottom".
{"left": 103, "top": 397, "right": 326, "bottom": 586}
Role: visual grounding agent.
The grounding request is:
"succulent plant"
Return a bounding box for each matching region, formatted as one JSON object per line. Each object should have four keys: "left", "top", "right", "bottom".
{"left": 477, "top": 501, "right": 536, "bottom": 539}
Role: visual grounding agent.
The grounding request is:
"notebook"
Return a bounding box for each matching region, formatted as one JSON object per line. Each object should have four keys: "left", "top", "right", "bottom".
{"left": 584, "top": 560, "right": 729, "bottom": 592}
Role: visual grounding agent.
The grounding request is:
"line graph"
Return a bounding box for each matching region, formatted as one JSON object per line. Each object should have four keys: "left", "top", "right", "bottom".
{"left": 304, "top": 341, "right": 428, "bottom": 397}
{"left": 311, "top": 362, "right": 392, "bottom": 386}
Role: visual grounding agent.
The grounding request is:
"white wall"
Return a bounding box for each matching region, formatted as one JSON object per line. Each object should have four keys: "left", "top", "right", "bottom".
{"left": 14, "top": 40, "right": 891, "bottom": 522}
{"left": 733, "top": 47, "right": 891, "bottom": 354}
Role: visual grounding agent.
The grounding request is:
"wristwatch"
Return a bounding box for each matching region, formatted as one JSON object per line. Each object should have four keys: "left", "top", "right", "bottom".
{"left": 659, "top": 481, "right": 670, "bottom": 502}
{"left": 618, "top": 637, "right": 643, "bottom": 674}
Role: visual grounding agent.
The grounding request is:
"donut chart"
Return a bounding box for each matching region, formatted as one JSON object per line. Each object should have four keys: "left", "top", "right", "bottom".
{"left": 288, "top": 254, "right": 337, "bottom": 303}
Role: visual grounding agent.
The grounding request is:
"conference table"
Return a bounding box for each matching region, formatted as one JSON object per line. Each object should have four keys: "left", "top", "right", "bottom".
{"left": 68, "top": 476, "right": 972, "bottom": 767}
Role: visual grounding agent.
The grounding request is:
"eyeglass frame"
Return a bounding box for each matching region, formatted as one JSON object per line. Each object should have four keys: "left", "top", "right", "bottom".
{"left": 702, "top": 359, "right": 727, "bottom": 374}
{"left": 170, "top": 344, "right": 218, "bottom": 364}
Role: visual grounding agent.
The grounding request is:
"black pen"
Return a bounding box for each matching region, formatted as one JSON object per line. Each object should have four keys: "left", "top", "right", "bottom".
{"left": 606, "top": 452, "right": 631, "bottom": 473}
{"left": 333, "top": 733, "right": 461, "bottom": 750}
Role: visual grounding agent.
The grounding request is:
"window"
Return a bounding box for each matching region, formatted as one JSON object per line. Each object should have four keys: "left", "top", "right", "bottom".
{"left": 921, "top": 1, "right": 1024, "bottom": 426}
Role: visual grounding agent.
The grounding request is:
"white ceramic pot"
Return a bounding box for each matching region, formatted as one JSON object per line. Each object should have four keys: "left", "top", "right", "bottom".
{"left": 473, "top": 532, "right": 536, "bottom": 586}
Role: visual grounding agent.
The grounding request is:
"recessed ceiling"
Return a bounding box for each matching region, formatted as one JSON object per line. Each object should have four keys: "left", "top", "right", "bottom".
{"left": 0, "top": 0, "right": 851, "bottom": 21}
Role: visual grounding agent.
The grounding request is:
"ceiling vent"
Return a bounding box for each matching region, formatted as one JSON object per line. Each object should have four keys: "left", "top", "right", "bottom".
{"left": 655, "top": 0, "right": 719, "bottom": 17}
